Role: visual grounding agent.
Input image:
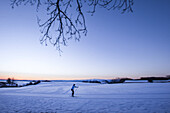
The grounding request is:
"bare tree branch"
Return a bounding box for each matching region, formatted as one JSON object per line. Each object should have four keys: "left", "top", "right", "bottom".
{"left": 11, "top": 0, "right": 133, "bottom": 51}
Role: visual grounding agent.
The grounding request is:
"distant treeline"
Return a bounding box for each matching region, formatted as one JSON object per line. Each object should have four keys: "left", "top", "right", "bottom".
{"left": 82, "top": 76, "right": 170, "bottom": 84}
{"left": 0, "top": 78, "right": 41, "bottom": 88}
{"left": 82, "top": 78, "right": 131, "bottom": 84}
{"left": 22, "top": 80, "right": 41, "bottom": 87}
{"left": 140, "top": 76, "right": 170, "bottom": 83}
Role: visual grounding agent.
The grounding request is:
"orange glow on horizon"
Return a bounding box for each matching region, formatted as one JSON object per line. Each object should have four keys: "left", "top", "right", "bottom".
{"left": 0, "top": 72, "right": 117, "bottom": 80}
{"left": 0, "top": 72, "right": 141, "bottom": 80}
{"left": 0, "top": 76, "right": 116, "bottom": 80}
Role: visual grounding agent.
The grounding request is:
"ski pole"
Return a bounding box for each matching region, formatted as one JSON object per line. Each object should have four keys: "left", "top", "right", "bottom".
{"left": 63, "top": 89, "right": 70, "bottom": 94}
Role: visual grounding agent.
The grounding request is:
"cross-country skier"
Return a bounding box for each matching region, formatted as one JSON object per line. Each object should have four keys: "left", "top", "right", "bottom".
{"left": 71, "top": 84, "right": 78, "bottom": 97}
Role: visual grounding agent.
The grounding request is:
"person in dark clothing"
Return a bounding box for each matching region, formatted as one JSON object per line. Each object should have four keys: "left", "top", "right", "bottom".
{"left": 71, "top": 84, "right": 78, "bottom": 97}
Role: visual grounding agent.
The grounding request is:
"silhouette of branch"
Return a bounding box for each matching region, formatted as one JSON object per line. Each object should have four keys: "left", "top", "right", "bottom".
{"left": 11, "top": 0, "right": 133, "bottom": 51}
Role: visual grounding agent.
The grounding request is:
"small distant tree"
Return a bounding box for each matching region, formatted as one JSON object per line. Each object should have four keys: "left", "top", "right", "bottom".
{"left": 166, "top": 75, "right": 170, "bottom": 79}
{"left": 11, "top": 0, "right": 133, "bottom": 51}
{"left": 11, "top": 78, "right": 15, "bottom": 84}
{"left": 7, "top": 78, "right": 11, "bottom": 84}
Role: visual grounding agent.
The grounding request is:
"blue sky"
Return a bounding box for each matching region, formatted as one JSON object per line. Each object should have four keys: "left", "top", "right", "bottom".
{"left": 0, "top": 0, "right": 170, "bottom": 80}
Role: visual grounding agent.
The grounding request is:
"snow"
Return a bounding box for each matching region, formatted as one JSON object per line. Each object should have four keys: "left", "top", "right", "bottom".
{"left": 125, "top": 80, "right": 148, "bottom": 83}
{"left": 152, "top": 80, "right": 169, "bottom": 83}
{"left": 15, "top": 81, "right": 31, "bottom": 86}
{"left": 0, "top": 82, "right": 170, "bottom": 113}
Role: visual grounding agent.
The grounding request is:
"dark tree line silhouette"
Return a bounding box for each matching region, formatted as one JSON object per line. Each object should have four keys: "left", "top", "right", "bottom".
{"left": 11, "top": 0, "right": 133, "bottom": 51}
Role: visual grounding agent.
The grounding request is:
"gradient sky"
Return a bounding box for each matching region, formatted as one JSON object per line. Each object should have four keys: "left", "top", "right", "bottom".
{"left": 0, "top": 0, "right": 170, "bottom": 80}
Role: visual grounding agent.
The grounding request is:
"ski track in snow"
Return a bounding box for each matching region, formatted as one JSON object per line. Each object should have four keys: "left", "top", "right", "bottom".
{"left": 0, "top": 82, "right": 170, "bottom": 113}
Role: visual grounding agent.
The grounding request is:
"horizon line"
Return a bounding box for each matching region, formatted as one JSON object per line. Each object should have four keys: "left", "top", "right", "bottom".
{"left": 0, "top": 76, "right": 169, "bottom": 81}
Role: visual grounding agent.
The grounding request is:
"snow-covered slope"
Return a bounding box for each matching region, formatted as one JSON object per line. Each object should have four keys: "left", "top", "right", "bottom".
{"left": 0, "top": 82, "right": 170, "bottom": 113}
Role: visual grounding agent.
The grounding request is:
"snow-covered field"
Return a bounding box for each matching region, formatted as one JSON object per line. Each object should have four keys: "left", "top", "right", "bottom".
{"left": 0, "top": 82, "right": 170, "bottom": 113}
